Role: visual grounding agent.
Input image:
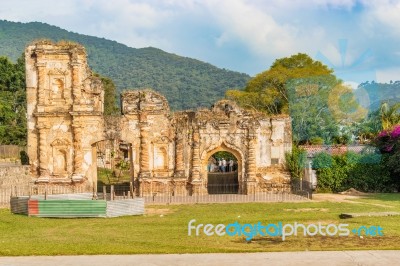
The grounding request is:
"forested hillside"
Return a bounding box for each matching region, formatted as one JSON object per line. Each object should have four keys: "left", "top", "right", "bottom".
{"left": 0, "top": 20, "right": 250, "bottom": 110}
{"left": 357, "top": 81, "right": 400, "bottom": 111}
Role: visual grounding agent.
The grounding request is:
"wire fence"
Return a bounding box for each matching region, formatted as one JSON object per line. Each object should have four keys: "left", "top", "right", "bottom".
{"left": 1, "top": 182, "right": 312, "bottom": 207}
{"left": 139, "top": 191, "right": 310, "bottom": 204}
{"left": 97, "top": 183, "right": 311, "bottom": 204}
{"left": 0, "top": 184, "right": 90, "bottom": 207}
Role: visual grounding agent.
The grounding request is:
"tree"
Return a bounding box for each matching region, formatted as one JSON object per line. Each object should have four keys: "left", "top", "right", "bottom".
{"left": 0, "top": 54, "right": 26, "bottom": 145}
{"left": 350, "top": 109, "right": 382, "bottom": 144}
{"left": 227, "top": 53, "right": 335, "bottom": 115}
{"left": 227, "top": 53, "right": 366, "bottom": 144}
{"left": 286, "top": 75, "right": 339, "bottom": 143}
{"left": 94, "top": 73, "right": 119, "bottom": 115}
{"left": 212, "top": 151, "right": 236, "bottom": 161}
{"left": 380, "top": 102, "right": 400, "bottom": 130}
{"left": 285, "top": 145, "right": 307, "bottom": 185}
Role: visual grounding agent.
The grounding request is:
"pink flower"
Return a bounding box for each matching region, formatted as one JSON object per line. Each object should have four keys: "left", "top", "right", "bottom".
{"left": 390, "top": 125, "right": 400, "bottom": 139}
{"left": 378, "top": 130, "right": 388, "bottom": 138}
{"left": 384, "top": 144, "right": 394, "bottom": 152}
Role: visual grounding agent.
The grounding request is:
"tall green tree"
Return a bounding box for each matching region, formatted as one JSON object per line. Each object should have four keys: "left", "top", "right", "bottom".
{"left": 0, "top": 54, "right": 26, "bottom": 145}
{"left": 94, "top": 73, "right": 119, "bottom": 115}
{"left": 227, "top": 53, "right": 335, "bottom": 114}
{"left": 286, "top": 76, "right": 340, "bottom": 143}
{"left": 227, "top": 53, "right": 366, "bottom": 144}
{"left": 226, "top": 53, "right": 367, "bottom": 143}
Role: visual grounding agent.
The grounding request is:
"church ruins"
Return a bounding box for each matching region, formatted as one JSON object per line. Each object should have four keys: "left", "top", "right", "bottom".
{"left": 26, "top": 41, "right": 292, "bottom": 195}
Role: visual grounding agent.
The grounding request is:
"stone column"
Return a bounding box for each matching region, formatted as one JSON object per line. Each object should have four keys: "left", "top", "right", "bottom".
{"left": 174, "top": 138, "right": 184, "bottom": 177}
{"left": 246, "top": 130, "right": 257, "bottom": 194}
{"left": 72, "top": 123, "right": 83, "bottom": 182}
{"left": 36, "top": 63, "right": 46, "bottom": 106}
{"left": 191, "top": 127, "right": 201, "bottom": 181}
{"left": 139, "top": 112, "right": 150, "bottom": 178}
{"left": 71, "top": 63, "right": 81, "bottom": 103}
{"left": 247, "top": 138, "right": 257, "bottom": 179}
{"left": 37, "top": 123, "right": 50, "bottom": 181}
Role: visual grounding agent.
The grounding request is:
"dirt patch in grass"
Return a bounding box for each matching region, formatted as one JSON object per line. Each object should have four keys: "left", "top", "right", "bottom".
{"left": 339, "top": 188, "right": 369, "bottom": 196}
{"left": 312, "top": 193, "right": 395, "bottom": 208}
{"left": 145, "top": 208, "right": 174, "bottom": 216}
{"left": 313, "top": 193, "right": 364, "bottom": 203}
{"left": 284, "top": 208, "right": 329, "bottom": 212}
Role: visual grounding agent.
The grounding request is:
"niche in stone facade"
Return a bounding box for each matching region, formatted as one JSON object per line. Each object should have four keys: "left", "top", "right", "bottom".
{"left": 153, "top": 145, "right": 168, "bottom": 170}
{"left": 50, "top": 78, "right": 65, "bottom": 101}
{"left": 51, "top": 139, "right": 70, "bottom": 176}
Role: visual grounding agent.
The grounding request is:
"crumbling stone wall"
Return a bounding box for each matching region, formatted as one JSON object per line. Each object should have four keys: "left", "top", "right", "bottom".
{"left": 26, "top": 41, "right": 292, "bottom": 194}
{"left": 26, "top": 41, "right": 104, "bottom": 186}
{"left": 0, "top": 166, "right": 33, "bottom": 188}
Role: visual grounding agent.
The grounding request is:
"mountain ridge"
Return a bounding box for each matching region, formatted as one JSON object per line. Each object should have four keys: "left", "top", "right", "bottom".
{"left": 0, "top": 20, "right": 250, "bottom": 110}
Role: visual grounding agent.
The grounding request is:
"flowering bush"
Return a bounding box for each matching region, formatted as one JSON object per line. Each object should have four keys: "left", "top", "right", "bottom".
{"left": 391, "top": 125, "right": 400, "bottom": 139}
{"left": 374, "top": 124, "right": 400, "bottom": 191}
{"left": 375, "top": 125, "right": 400, "bottom": 154}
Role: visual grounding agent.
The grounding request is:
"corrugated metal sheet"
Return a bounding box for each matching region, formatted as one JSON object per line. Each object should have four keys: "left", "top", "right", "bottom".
{"left": 10, "top": 197, "right": 29, "bottom": 214}
{"left": 106, "top": 198, "right": 145, "bottom": 217}
{"left": 29, "top": 200, "right": 107, "bottom": 218}
{"left": 30, "top": 193, "right": 94, "bottom": 200}
{"left": 10, "top": 194, "right": 145, "bottom": 218}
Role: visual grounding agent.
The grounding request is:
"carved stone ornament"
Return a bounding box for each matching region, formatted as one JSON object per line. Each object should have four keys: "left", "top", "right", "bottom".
{"left": 48, "top": 69, "right": 69, "bottom": 76}
{"left": 51, "top": 139, "right": 70, "bottom": 147}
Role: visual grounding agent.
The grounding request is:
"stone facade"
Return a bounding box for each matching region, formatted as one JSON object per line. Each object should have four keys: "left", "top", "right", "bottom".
{"left": 26, "top": 41, "right": 104, "bottom": 186}
{"left": 26, "top": 41, "right": 292, "bottom": 194}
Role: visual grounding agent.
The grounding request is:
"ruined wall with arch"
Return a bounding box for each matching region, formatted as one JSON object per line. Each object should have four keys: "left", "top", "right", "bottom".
{"left": 26, "top": 41, "right": 292, "bottom": 194}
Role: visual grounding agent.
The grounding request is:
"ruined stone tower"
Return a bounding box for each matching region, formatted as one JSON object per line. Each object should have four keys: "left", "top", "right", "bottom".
{"left": 26, "top": 41, "right": 104, "bottom": 186}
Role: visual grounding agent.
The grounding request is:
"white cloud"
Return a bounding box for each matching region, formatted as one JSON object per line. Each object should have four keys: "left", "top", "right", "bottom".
{"left": 376, "top": 67, "right": 400, "bottom": 83}
{"left": 0, "top": 0, "right": 78, "bottom": 21}
{"left": 202, "top": 0, "right": 301, "bottom": 58}
{"left": 0, "top": 0, "right": 400, "bottom": 81}
{"left": 81, "top": 0, "right": 175, "bottom": 47}
{"left": 363, "top": 1, "right": 400, "bottom": 36}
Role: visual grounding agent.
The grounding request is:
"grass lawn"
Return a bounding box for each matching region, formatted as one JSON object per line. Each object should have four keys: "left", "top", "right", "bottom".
{"left": 1, "top": 193, "right": 400, "bottom": 255}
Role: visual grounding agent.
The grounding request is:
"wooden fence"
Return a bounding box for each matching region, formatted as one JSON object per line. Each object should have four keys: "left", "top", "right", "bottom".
{"left": 0, "top": 145, "right": 26, "bottom": 159}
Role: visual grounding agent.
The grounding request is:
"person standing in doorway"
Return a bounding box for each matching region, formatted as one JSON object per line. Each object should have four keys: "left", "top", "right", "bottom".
{"left": 229, "top": 159, "right": 234, "bottom": 172}
{"left": 222, "top": 158, "right": 227, "bottom": 172}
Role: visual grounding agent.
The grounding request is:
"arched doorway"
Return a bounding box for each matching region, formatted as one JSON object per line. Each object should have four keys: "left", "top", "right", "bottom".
{"left": 92, "top": 139, "right": 134, "bottom": 195}
{"left": 207, "top": 151, "right": 239, "bottom": 194}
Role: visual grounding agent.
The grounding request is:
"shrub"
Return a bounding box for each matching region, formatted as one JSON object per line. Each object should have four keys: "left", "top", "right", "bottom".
{"left": 309, "top": 137, "right": 324, "bottom": 145}
{"left": 312, "top": 152, "right": 332, "bottom": 169}
{"left": 285, "top": 145, "right": 307, "bottom": 187}
{"left": 19, "top": 150, "right": 29, "bottom": 165}
{"left": 313, "top": 151, "right": 392, "bottom": 193}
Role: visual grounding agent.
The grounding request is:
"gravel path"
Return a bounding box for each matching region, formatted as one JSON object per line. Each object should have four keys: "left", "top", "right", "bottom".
{"left": 0, "top": 250, "right": 399, "bottom": 266}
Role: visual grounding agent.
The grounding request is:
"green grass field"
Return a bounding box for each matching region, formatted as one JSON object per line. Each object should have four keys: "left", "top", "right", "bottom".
{"left": 1, "top": 193, "right": 400, "bottom": 256}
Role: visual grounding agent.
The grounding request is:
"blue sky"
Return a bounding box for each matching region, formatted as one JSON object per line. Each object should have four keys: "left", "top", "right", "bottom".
{"left": 1, "top": 0, "right": 400, "bottom": 85}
